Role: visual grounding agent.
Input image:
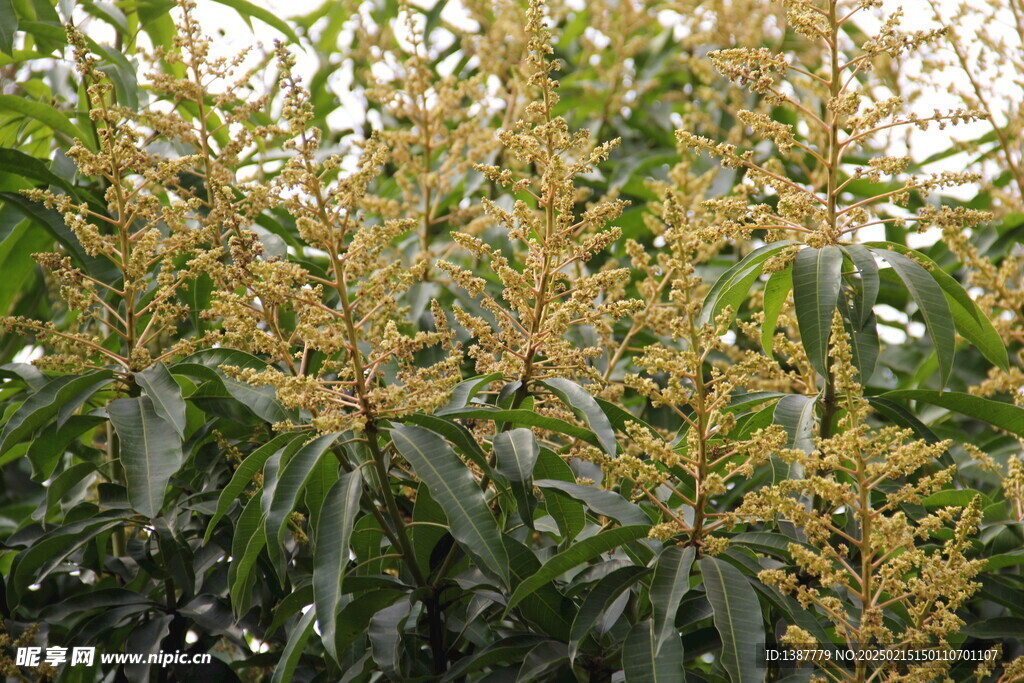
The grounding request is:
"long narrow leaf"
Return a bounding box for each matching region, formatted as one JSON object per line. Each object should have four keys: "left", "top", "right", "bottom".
{"left": 315, "top": 471, "right": 363, "bottom": 663}
{"left": 390, "top": 424, "right": 509, "bottom": 585}
{"left": 698, "top": 556, "right": 765, "bottom": 683}
{"left": 108, "top": 397, "right": 183, "bottom": 518}
{"left": 793, "top": 245, "right": 843, "bottom": 376}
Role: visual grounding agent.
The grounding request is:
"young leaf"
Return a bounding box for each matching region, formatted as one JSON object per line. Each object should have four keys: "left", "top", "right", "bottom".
{"left": 792, "top": 245, "right": 843, "bottom": 377}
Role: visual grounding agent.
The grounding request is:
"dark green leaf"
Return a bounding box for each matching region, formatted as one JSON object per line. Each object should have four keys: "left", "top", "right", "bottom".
{"left": 506, "top": 525, "right": 650, "bottom": 612}
{"left": 494, "top": 428, "right": 540, "bottom": 483}
{"left": 881, "top": 390, "right": 1024, "bottom": 438}
{"left": 698, "top": 556, "right": 765, "bottom": 683}
{"left": 534, "top": 449, "right": 585, "bottom": 541}
{"left": 368, "top": 598, "right": 411, "bottom": 676}
{"left": 315, "top": 470, "right": 363, "bottom": 663}
{"left": 623, "top": 620, "right": 685, "bottom": 683}
{"left": 773, "top": 394, "right": 817, "bottom": 455}
{"left": 569, "top": 565, "right": 649, "bottom": 663}
{"left": 136, "top": 362, "right": 186, "bottom": 437}
{"left": 872, "top": 248, "right": 956, "bottom": 388}
{"left": 0, "top": 370, "right": 113, "bottom": 455}
{"left": 534, "top": 479, "right": 649, "bottom": 526}
{"left": 204, "top": 433, "right": 298, "bottom": 543}
{"left": 761, "top": 267, "right": 792, "bottom": 359}
{"left": 868, "top": 241, "right": 1008, "bottom": 370}
{"left": 793, "top": 245, "right": 843, "bottom": 376}
{"left": 540, "top": 378, "right": 617, "bottom": 456}
{"left": 266, "top": 433, "right": 338, "bottom": 580}
{"left": 390, "top": 424, "right": 509, "bottom": 585}
{"left": 651, "top": 546, "right": 696, "bottom": 654}
{"left": 108, "top": 396, "right": 183, "bottom": 518}
{"left": 270, "top": 608, "right": 317, "bottom": 683}
{"left": 840, "top": 244, "right": 879, "bottom": 325}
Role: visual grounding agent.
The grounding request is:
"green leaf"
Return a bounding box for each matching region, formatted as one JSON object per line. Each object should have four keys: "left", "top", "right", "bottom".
{"left": 505, "top": 525, "right": 650, "bottom": 613}
{"left": 842, "top": 308, "right": 879, "bottom": 383}
{"left": 839, "top": 244, "right": 879, "bottom": 325}
{"left": 400, "top": 413, "right": 489, "bottom": 470}
{"left": 270, "top": 607, "right": 317, "bottom": 683}
{"left": 540, "top": 378, "right": 617, "bottom": 456}
{"left": 534, "top": 449, "right": 585, "bottom": 541}
{"left": 0, "top": 148, "right": 77, "bottom": 194}
{"left": 698, "top": 556, "right": 765, "bottom": 683}
{"left": 2, "top": 192, "right": 121, "bottom": 283}
{"left": 0, "top": 94, "right": 90, "bottom": 142}
{"left": 568, "top": 565, "right": 649, "bottom": 663}
{"left": 867, "top": 241, "right": 1008, "bottom": 370}
{"left": 228, "top": 493, "right": 266, "bottom": 618}
{"left": 0, "top": 0, "right": 16, "bottom": 54}
{"left": 176, "top": 349, "right": 295, "bottom": 424}
{"left": 108, "top": 396, "right": 183, "bottom": 518}
{"left": 651, "top": 546, "right": 695, "bottom": 654}
{"left": 440, "top": 407, "right": 601, "bottom": 448}
{"left": 773, "top": 394, "right": 817, "bottom": 455}
{"left": 623, "top": 620, "right": 685, "bottom": 683}
{"left": 921, "top": 489, "right": 987, "bottom": 507}
{"left": 700, "top": 241, "right": 797, "bottom": 326}
{"left": 266, "top": 433, "right": 338, "bottom": 580}
{"left": 389, "top": 424, "right": 509, "bottom": 586}
{"left": 792, "top": 245, "right": 843, "bottom": 376}
{"left": 881, "top": 390, "right": 1024, "bottom": 438}
{"left": 10, "top": 511, "right": 126, "bottom": 605}
{"left": 27, "top": 414, "right": 104, "bottom": 482}
{"left": 204, "top": 433, "right": 299, "bottom": 543}
{"left": 0, "top": 218, "right": 52, "bottom": 316}
{"left": 872, "top": 248, "right": 956, "bottom": 387}
{"left": 315, "top": 470, "right": 363, "bottom": 663}
{"left": 534, "top": 479, "right": 649, "bottom": 526}
{"left": 209, "top": 0, "right": 301, "bottom": 43}
{"left": 368, "top": 598, "right": 411, "bottom": 677}
{"left": 437, "top": 371, "right": 504, "bottom": 413}
{"left": 505, "top": 536, "right": 574, "bottom": 641}
{"left": 136, "top": 362, "right": 186, "bottom": 437}
{"left": 0, "top": 370, "right": 113, "bottom": 455}
{"left": 494, "top": 427, "right": 541, "bottom": 529}
{"left": 494, "top": 428, "right": 540, "bottom": 483}
{"left": 761, "top": 267, "right": 792, "bottom": 359}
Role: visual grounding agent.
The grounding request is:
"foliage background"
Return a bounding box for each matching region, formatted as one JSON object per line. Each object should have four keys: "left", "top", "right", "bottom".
{"left": 0, "top": 0, "right": 1022, "bottom": 681}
